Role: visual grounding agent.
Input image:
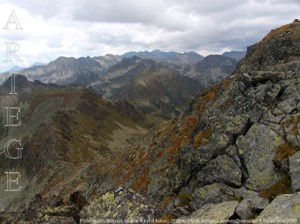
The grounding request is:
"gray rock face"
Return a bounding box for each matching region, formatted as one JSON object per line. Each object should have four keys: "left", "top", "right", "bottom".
{"left": 282, "top": 114, "right": 300, "bottom": 147}
{"left": 189, "top": 183, "right": 236, "bottom": 210}
{"left": 289, "top": 152, "right": 300, "bottom": 192}
{"left": 224, "top": 115, "right": 249, "bottom": 135}
{"left": 197, "top": 154, "right": 242, "bottom": 187}
{"left": 80, "top": 189, "right": 155, "bottom": 221}
{"left": 235, "top": 192, "right": 269, "bottom": 219}
{"left": 235, "top": 199, "right": 254, "bottom": 219}
{"left": 255, "top": 193, "right": 300, "bottom": 222}
{"left": 176, "top": 201, "right": 238, "bottom": 223}
{"left": 236, "top": 123, "right": 284, "bottom": 190}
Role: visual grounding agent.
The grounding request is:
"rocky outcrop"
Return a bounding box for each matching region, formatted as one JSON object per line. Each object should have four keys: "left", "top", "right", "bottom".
{"left": 176, "top": 201, "right": 238, "bottom": 223}
{"left": 196, "top": 154, "right": 242, "bottom": 187}
{"left": 255, "top": 193, "right": 300, "bottom": 222}
{"left": 236, "top": 123, "right": 284, "bottom": 190}
{"left": 80, "top": 189, "right": 155, "bottom": 222}
{"left": 190, "top": 183, "right": 236, "bottom": 211}
{"left": 235, "top": 189, "right": 269, "bottom": 219}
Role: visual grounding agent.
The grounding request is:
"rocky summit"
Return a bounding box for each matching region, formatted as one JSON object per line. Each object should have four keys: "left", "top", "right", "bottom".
{"left": 0, "top": 20, "right": 299, "bottom": 223}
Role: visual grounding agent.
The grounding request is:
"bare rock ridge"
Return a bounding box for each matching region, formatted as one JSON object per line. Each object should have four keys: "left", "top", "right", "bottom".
{"left": 0, "top": 20, "right": 299, "bottom": 223}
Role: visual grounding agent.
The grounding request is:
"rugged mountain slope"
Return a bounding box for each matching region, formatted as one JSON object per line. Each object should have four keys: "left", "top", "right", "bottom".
{"left": 7, "top": 55, "right": 121, "bottom": 87}
{"left": 103, "top": 19, "right": 300, "bottom": 221}
{"left": 222, "top": 51, "right": 246, "bottom": 61}
{"left": 0, "top": 75, "right": 147, "bottom": 223}
{"left": 15, "top": 56, "right": 105, "bottom": 86}
{"left": 93, "top": 54, "right": 121, "bottom": 70}
{"left": 93, "top": 57, "right": 203, "bottom": 122}
{"left": 97, "top": 56, "right": 144, "bottom": 82}
{"left": 122, "top": 49, "right": 204, "bottom": 66}
{"left": 185, "top": 54, "right": 238, "bottom": 88}
{"left": 10, "top": 54, "right": 203, "bottom": 124}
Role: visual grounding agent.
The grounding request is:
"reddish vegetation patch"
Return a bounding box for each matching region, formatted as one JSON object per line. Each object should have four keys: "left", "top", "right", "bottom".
{"left": 156, "top": 214, "right": 174, "bottom": 224}
{"left": 156, "top": 196, "right": 174, "bottom": 223}
{"left": 108, "top": 82, "right": 225, "bottom": 197}
{"left": 196, "top": 87, "right": 217, "bottom": 116}
{"left": 260, "top": 23, "right": 294, "bottom": 44}
{"left": 167, "top": 156, "right": 174, "bottom": 164}
{"left": 151, "top": 164, "right": 169, "bottom": 175}
{"left": 194, "top": 129, "right": 212, "bottom": 147}
{"left": 149, "top": 142, "right": 156, "bottom": 148}
{"left": 132, "top": 168, "right": 150, "bottom": 194}
{"left": 166, "top": 115, "right": 198, "bottom": 154}
{"left": 259, "top": 176, "right": 292, "bottom": 200}
{"left": 113, "top": 149, "right": 152, "bottom": 194}
{"left": 275, "top": 142, "right": 299, "bottom": 162}
{"left": 158, "top": 195, "right": 172, "bottom": 211}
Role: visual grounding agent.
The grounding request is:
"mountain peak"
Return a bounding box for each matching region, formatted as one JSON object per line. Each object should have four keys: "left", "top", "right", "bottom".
{"left": 236, "top": 19, "right": 300, "bottom": 74}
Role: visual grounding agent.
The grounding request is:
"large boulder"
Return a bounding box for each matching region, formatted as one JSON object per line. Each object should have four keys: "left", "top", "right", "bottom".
{"left": 235, "top": 195, "right": 268, "bottom": 219}
{"left": 189, "top": 183, "right": 236, "bottom": 210}
{"left": 236, "top": 123, "right": 284, "bottom": 190}
{"left": 80, "top": 189, "right": 155, "bottom": 222}
{"left": 255, "top": 193, "right": 300, "bottom": 222}
{"left": 197, "top": 154, "right": 242, "bottom": 187}
{"left": 176, "top": 201, "right": 238, "bottom": 223}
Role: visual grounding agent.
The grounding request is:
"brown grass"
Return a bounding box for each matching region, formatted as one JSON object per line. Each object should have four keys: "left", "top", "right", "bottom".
{"left": 131, "top": 168, "right": 150, "bottom": 193}
{"left": 259, "top": 176, "right": 292, "bottom": 200}
{"left": 275, "top": 142, "right": 299, "bottom": 162}
{"left": 194, "top": 129, "right": 212, "bottom": 147}
{"left": 260, "top": 23, "right": 293, "bottom": 44}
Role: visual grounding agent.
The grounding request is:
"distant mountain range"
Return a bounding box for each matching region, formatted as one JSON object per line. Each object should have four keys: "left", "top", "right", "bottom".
{"left": 222, "top": 51, "right": 246, "bottom": 61}
{"left": 185, "top": 55, "right": 238, "bottom": 88}
{"left": 0, "top": 50, "right": 245, "bottom": 122}
{"left": 92, "top": 56, "right": 202, "bottom": 122}
{"left": 122, "top": 49, "right": 204, "bottom": 65}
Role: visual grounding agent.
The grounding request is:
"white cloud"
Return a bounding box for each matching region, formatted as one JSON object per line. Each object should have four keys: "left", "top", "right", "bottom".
{"left": 0, "top": 0, "right": 299, "bottom": 72}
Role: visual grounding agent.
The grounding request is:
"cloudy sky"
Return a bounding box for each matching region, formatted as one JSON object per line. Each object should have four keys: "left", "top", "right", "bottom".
{"left": 0, "top": 0, "right": 299, "bottom": 72}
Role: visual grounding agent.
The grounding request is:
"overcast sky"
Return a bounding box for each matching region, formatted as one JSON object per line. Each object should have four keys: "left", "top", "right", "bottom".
{"left": 0, "top": 0, "right": 299, "bottom": 72}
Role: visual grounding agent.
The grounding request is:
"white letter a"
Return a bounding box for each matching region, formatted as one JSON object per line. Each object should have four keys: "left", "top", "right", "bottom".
{"left": 3, "top": 10, "right": 22, "bottom": 30}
